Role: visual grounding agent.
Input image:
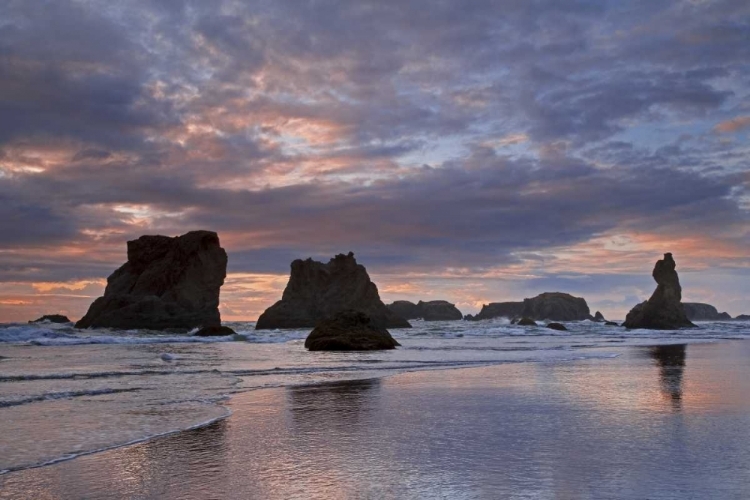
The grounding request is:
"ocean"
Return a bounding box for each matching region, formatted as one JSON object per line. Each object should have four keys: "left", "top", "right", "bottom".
{"left": 1, "top": 319, "right": 750, "bottom": 498}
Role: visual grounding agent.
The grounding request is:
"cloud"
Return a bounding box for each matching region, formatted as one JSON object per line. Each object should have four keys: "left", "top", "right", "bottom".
{"left": 0, "top": 0, "right": 749, "bottom": 320}
{"left": 714, "top": 116, "right": 750, "bottom": 133}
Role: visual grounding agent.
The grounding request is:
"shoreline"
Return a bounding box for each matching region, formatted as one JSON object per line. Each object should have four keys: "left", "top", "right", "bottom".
{"left": 2, "top": 336, "right": 748, "bottom": 482}
{"left": 4, "top": 339, "right": 750, "bottom": 498}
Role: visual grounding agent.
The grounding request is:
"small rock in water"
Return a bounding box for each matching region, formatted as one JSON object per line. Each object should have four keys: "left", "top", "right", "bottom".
{"left": 195, "top": 325, "right": 236, "bottom": 337}
{"left": 29, "top": 314, "right": 71, "bottom": 324}
{"left": 605, "top": 321, "right": 619, "bottom": 326}
{"left": 546, "top": 322, "right": 567, "bottom": 331}
{"left": 517, "top": 317, "right": 537, "bottom": 326}
{"left": 160, "top": 353, "right": 176, "bottom": 362}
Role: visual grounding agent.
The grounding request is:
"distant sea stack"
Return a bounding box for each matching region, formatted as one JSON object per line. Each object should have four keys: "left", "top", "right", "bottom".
{"left": 76, "top": 230, "right": 227, "bottom": 330}
{"left": 468, "top": 293, "right": 591, "bottom": 322}
{"left": 623, "top": 253, "right": 695, "bottom": 330}
{"left": 30, "top": 314, "right": 71, "bottom": 324}
{"left": 387, "top": 300, "right": 463, "bottom": 321}
{"left": 304, "top": 310, "right": 400, "bottom": 351}
{"left": 255, "top": 252, "right": 411, "bottom": 330}
{"left": 682, "top": 303, "right": 731, "bottom": 321}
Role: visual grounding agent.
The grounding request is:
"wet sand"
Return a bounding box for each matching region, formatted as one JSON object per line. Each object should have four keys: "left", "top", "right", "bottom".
{"left": 2, "top": 341, "right": 750, "bottom": 499}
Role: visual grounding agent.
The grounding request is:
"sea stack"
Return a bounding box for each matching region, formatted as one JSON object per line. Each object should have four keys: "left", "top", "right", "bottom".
{"left": 682, "top": 303, "right": 732, "bottom": 321}
{"left": 76, "top": 230, "right": 227, "bottom": 330}
{"left": 387, "top": 300, "right": 463, "bottom": 321}
{"left": 304, "top": 310, "right": 400, "bottom": 351}
{"left": 623, "top": 253, "right": 695, "bottom": 330}
{"left": 468, "top": 292, "right": 591, "bottom": 322}
{"left": 255, "top": 252, "right": 411, "bottom": 329}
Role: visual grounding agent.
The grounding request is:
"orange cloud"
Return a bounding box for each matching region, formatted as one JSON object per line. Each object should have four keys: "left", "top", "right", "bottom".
{"left": 714, "top": 116, "right": 750, "bottom": 133}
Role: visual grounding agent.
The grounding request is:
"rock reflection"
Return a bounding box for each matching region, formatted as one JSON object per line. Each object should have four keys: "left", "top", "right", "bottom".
{"left": 649, "top": 344, "right": 686, "bottom": 409}
{"left": 287, "top": 378, "right": 381, "bottom": 430}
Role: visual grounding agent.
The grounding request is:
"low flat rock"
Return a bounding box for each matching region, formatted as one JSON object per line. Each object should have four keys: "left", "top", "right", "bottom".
{"left": 304, "top": 310, "right": 400, "bottom": 351}
{"left": 387, "top": 300, "right": 463, "bottom": 321}
{"left": 195, "top": 326, "right": 237, "bottom": 337}
{"left": 682, "top": 303, "right": 732, "bottom": 321}
{"left": 30, "top": 314, "right": 71, "bottom": 324}
{"left": 469, "top": 293, "right": 591, "bottom": 321}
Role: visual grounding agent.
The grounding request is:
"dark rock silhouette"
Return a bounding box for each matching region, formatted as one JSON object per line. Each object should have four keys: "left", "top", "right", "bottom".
{"left": 735, "top": 314, "right": 750, "bottom": 321}
{"left": 469, "top": 293, "right": 590, "bottom": 321}
{"left": 682, "top": 303, "right": 731, "bottom": 321}
{"left": 546, "top": 322, "right": 567, "bottom": 331}
{"left": 517, "top": 317, "right": 537, "bottom": 326}
{"left": 594, "top": 311, "right": 605, "bottom": 322}
{"left": 604, "top": 321, "right": 619, "bottom": 326}
{"left": 304, "top": 310, "right": 400, "bottom": 351}
{"left": 195, "top": 325, "right": 236, "bottom": 337}
{"left": 623, "top": 253, "right": 695, "bottom": 330}
{"left": 470, "top": 302, "right": 524, "bottom": 321}
{"left": 30, "top": 314, "right": 70, "bottom": 324}
{"left": 76, "top": 231, "right": 227, "bottom": 330}
{"left": 256, "top": 252, "right": 410, "bottom": 330}
{"left": 387, "top": 300, "right": 463, "bottom": 321}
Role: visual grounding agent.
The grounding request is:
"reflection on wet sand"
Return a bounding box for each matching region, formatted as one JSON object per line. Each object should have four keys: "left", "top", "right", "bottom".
{"left": 3, "top": 342, "right": 750, "bottom": 500}
{"left": 0, "top": 419, "right": 230, "bottom": 500}
{"left": 649, "top": 344, "right": 686, "bottom": 409}
{"left": 287, "top": 378, "right": 381, "bottom": 429}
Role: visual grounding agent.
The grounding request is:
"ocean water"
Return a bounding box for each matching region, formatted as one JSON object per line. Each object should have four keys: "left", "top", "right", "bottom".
{"left": 1, "top": 318, "right": 749, "bottom": 478}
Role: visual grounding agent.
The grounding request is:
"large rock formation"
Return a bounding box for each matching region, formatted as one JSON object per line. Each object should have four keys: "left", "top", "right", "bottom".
{"left": 304, "top": 310, "right": 400, "bottom": 351}
{"left": 387, "top": 300, "right": 463, "bottom": 321}
{"left": 256, "top": 252, "right": 411, "bottom": 329}
{"left": 682, "top": 303, "right": 732, "bottom": 321}
{"left": 623, "top": 253, "right": 695, "bottom": 330}
{"left": 735, "top": 314, "right": 750, "bottom": 321}
{"left": 76, "top": 231, "right": 227, "bottom": 330}
{"left": 468, "top": 293, "right": 591, "bottom": 322}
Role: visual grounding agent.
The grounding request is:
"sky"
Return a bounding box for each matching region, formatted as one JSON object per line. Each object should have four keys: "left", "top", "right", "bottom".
{"left": 0, "top": 0, "right": 749, "bottom": 323}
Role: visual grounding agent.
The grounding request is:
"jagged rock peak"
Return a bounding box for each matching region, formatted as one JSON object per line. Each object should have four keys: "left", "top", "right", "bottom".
{"left": 623, "top": 253, "right": 695, "bottom": 330}
{"left": 256, "top": 252, "right": 411, "bottom": 329}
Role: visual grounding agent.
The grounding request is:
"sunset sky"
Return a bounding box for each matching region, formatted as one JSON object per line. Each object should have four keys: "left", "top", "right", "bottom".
{"left": 1, "top": 0, "right": 748, "bottom": 323}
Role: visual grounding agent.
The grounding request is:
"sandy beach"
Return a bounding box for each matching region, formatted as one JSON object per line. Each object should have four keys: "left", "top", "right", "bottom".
{"left": 3, "top": 339, "right": 750, "bottom": 499}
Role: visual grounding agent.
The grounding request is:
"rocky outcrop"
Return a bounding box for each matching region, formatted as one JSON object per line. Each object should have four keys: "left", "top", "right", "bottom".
{"left": 304, "top": 310, "right": 400, "bottom": 351}
{"left": 682, "top": 303, "right": 732, "bottom": 321}
{"left": 546, "top": 322, "right": 567, "bottom": 331}
{"left": 522, "top": 293, "right": 591, "bottom": 321}
{"left": 30, "top": 314, "right": 71, "bottom": 324}
{"left": 76, "top": 231, "right": 227, "bottom": 330}
{"left": 469, "top": 292, "right": 591, "bottom": 322}
{"left": 195, "top": 325, "right": 236, "bottom": 337}
{"left": 468, "top": 302, "right": 524, "bottom": 321}
{"left": 256, "top": 252, "right": 411, "bottom": 330}
{"left": 594, "top": 311, "right": 605, "bottom": 322}
{"left": 517, "top": 317, "right": 537, "bottom": 326}
{"left": 605, "top": 321, "right": 619, "bottom": 326}
{"left": 387, "top": 300, "right": 463, "bottom": 321}
{"left": 735, "top": 314, "right": 750, "bottom": 321}
{"left": 623, "top": 253, "right": 695, "bottom": 330}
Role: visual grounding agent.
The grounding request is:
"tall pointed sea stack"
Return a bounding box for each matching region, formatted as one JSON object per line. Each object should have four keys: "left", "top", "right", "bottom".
{"left": 76, "top": 231, "right": 227, "bottom": 330}
{"left": 256, "top": 252, "right": 411, "bottom": 329}
{"left": 623, "top": 253, "right": 695, "bottom": 330}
